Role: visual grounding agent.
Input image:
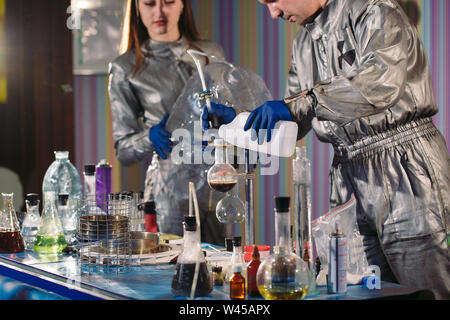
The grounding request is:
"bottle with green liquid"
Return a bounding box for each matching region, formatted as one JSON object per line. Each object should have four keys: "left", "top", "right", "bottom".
{"left": 34, "top": 191, "right": 67, "bottom": 254}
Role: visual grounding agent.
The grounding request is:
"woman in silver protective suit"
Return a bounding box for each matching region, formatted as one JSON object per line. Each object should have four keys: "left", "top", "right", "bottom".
{"left": 108, "top": 0, "right": 226, "bottom": 244}
{"left": 205, "top": 0, "right": 450, "bottom": 299}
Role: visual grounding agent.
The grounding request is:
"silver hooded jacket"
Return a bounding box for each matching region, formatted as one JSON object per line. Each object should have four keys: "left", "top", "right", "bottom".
{"left": 108, "top": 36, "right": 226, "bottom": 242}
{"left": 284, "top": 0, "right": 450, "bottom": 299}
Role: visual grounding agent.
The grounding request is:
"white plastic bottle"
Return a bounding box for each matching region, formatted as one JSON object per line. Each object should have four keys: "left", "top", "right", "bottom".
{"left": 218, "top": 112, "right": 298, "bottom": 158}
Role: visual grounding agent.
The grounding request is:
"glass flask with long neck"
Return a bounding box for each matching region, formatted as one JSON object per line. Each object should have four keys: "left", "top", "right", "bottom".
{"left": 256, "top": 196, "right": 310, "bottom": 300}
{"left": 0, "top": 193, "right": 25, "bottom": 253}
{"left": 34, "top": 192, "right": 67, "bottom": 254}
{"left": 21, "top": 193, "right": 41, "bottom": 250}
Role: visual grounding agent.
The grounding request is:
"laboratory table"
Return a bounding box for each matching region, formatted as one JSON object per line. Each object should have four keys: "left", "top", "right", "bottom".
{"left": 0, "top": 248, "right": 433, "bottom": 301}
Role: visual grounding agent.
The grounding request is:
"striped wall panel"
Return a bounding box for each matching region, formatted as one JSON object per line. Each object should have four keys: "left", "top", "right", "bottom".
{"left": 74, "top": 0, "right": 450, "bottom": 246}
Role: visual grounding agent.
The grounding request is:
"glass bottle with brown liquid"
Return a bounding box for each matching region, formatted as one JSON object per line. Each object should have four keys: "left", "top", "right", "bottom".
{"left": 230, "top": 264, "right": 246, "bottom": 300}
{"left": 0, "top": 193, "right": 25, "bottom": 253}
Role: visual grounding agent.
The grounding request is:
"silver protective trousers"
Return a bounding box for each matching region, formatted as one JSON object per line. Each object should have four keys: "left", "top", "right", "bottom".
{"left": 329, "top": 118, "right": 450, "bottom": 299}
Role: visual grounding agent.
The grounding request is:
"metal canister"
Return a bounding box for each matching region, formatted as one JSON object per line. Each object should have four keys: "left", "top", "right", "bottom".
{"left": 95, "top": 159, "right": 112, "bottom": 212}
{"left": 327, "top": 224, "right": 347, "bottom": 294}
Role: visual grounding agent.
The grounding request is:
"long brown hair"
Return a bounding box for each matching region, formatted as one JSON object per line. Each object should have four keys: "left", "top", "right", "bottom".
{"left": 121, "top": 0, "right": 201, "bottom": 75}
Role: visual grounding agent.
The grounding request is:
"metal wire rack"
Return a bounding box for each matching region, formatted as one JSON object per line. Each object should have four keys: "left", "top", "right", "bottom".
{"left": 76, "top": 193, "right": 133, "bottom": 274}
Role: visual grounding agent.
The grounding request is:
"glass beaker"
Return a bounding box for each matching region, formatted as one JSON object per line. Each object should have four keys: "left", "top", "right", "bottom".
{"left": 21, "top": 193, "right": 41, "bottom": 250}
{"left": 0, "top": 193, "right": 25, "bottom": 253}
{"left": 34, "top": 192, "right": 67, "bottom": 254}
{"left": 256, "top": 197, "right": 310, "bottom": 300}
{"left": 171, "top": 216, "right": 213, "bottom": 297}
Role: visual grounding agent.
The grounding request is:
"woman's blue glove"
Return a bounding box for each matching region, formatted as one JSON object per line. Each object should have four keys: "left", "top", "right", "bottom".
{"left": 201, "top": 102, "right": 236, "bottom": 130}
{"left": 149, "top": 114, "right": 172, "bottom": 160}
{"left": 244, "top": 100, "right": 293, "bottom": 144}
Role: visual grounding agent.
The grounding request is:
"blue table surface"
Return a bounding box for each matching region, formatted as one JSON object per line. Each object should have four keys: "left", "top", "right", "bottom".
{"left": 0, "top": 249, "right": 425, "bottom": 301}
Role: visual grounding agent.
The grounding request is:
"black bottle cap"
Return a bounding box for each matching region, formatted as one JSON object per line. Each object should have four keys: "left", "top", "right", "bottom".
{"left": 58, "top": 194, "right": 69, "bottom": 205}
{"left": 143, "top": 201, "right": 156, "bottom": 215}
{"left": 274, "top": 196, "right": 290, "bottom": 211}
{"left": 225, "top": 238, "right": 233, "bottom": 252}
{"left": 26, "top": 193, "right": 39, "bottom": 206}
{"left": 183, "top": 216, "right": 197, "bottom": 231}
{"left": 84, "top": 165, "right": 96, "bottom": 175}
{"left": 233, "top": 236, "right": 241, "bottom": 247}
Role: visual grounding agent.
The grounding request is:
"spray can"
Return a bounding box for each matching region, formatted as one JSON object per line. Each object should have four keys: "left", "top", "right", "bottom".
{"left": 327, "top": 223, "right": 347, "bottom": 294}
{"left": 95, "top": 159, "right": 112, "bottom": 212}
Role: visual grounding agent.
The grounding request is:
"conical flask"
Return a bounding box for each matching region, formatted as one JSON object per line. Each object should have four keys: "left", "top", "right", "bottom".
{"left": 34, "top": 191, "right": 67, "bottom": 254}
{"left": 0, "top": 193, "right": 25, "bottom": 253}
{"left": 21, "top": 193, "right": 41, "bottom": 250}
{"left": 171, "top": 216, "right": 213, "bottom": 297}
{"left": 42, "top": 151, "right": 82, "bottom": 215}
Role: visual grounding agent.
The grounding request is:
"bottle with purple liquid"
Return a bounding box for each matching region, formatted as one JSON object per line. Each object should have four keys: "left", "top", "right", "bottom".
{"left": 95, "top": 160, "right": 112, "bottom": 213}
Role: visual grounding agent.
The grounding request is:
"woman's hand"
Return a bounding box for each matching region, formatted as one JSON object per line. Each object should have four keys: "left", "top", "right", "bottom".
{"left": 149, "top": 114, "right": 172, "bottom": 160}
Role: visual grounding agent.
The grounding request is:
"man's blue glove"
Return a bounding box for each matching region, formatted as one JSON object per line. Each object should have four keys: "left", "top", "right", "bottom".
{"left": 244, "top": 100, "right": 293, "bottom": 144}
{"left": 149, "top": 114, "right": 172, "bottom": 160}
{"left": 201, "top": 102, "right": 236, "bottom": 130}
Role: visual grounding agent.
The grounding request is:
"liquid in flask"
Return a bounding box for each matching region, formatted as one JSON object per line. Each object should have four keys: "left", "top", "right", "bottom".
{"left": 34, "top": 192, "right": 67, "bottom": 254}
{"left": 0, "top": 193, "right": 25, "bottom": 253}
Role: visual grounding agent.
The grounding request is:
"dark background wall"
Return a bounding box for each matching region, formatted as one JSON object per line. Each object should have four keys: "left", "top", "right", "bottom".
{"left": 0, "top": 0, "right": 74, "bottom": 210}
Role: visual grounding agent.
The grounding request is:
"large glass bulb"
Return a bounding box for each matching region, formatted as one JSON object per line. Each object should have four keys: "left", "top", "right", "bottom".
{"left": 216, "top": 194, "right": 245, "bottom": 224}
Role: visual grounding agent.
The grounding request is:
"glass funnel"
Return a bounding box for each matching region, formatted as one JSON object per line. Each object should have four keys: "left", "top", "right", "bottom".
{"left": 256, "top": 196, "right": 310, "bottom": 300}
{"left": 34, "top": 191, "right": 67, "bottom": 254}
{"left": 0, "top": 193, "right": 25, "bottom": 253}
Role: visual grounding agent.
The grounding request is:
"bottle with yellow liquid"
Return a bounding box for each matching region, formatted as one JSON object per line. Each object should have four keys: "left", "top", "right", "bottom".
{"left": 34, "top": 191, "right": 67, "bottom": 254}
{"left": 256, "top": 196, "right": 310, "bottom": 300}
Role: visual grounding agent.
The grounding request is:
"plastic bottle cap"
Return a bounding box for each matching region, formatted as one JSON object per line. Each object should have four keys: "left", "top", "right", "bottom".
{"left": 143, "top": 201, "right": 156, "bottom": 214}
{"left": 184, "top": 216, "right": 197, "bottom": 231}
{"left": 84, "top": 165, "right": 96, "bottom": 175}
{"left": 225, "top": 238, "right": 234, "bottom": 252}
{"left": 97, "top": 159, "right": 110, "bottom": 167}
{"left": 26, "top": 193, "right": 39, "bottom": 206}
{"left": 274, "top": 196, "right": 290, "bottom": 211}
{"left": 58, "top": 194, "right": 69, "bottom": 205}
{"left": 233, "top": 236, "right": 241, "bottom": 247}
{"left": 232, "top": 265, "right": 242, "bottom": 273}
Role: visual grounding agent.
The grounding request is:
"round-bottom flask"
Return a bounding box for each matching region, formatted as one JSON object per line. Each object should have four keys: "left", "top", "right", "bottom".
{"left": 256, "top": 196, "right": 311, "bottom": 300}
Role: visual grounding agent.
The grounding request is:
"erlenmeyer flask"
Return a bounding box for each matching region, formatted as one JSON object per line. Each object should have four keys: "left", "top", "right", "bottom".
{"left": 34, "top": 192, "right": 67, "bottom": 254}
{"left": 0, "top": 193, "right": 25, "bottom": 253}
{"left": 21, "top": 193, "right": 41, "bottom": 250}
{"left": 171, "top": 216, "right": 213, "bottom": 297}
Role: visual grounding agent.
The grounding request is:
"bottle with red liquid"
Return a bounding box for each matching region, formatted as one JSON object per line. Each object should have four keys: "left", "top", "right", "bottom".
{"left": 0, "top": 193, "right": 25, "bottom": 253}
{"left": 143, "top": 201, "right": 158, "bottom": 233}
{"left": 246, "top": 245, "right": 261, "bottom": 298}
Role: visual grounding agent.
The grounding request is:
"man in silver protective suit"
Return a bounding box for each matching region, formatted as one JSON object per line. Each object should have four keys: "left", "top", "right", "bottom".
{"left": 108, "top": 29, "right": 227, "bottom": 243}
{"left": 206, "top": 0, "right": 450, "bottom": 298}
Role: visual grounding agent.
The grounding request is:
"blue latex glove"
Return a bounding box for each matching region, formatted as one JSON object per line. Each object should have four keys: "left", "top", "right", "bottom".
{"left": 244, "top": 100, "right": 293, "bottom": 144}
{"left": 149, "top": 114, "right": 172, "bottom": 160}
{"left": 201, "top": 102, "right": 236, "bottom": 130}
